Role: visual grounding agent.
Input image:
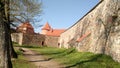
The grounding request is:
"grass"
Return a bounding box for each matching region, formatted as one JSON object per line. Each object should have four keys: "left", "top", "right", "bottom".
{"left": 29, "top": 47, "right": 120, "bottom": 68}
{"left": 13, "top": 42, "right": 41, "bottom": 48}
{"left": 12, "top": 48, "right": 36, "bottom": 68}
{"left": 30, "top": 47, "right": 66, "bottom": 55}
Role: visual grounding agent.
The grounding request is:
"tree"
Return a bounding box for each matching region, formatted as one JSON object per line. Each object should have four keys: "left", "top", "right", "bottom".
{"left": 10, "top": 0, "right": 42, "bottom": 23}
{"left": 9, "top": 0, "right": 42, "bottom": 58}
{"left": 0, "top": 0, "right": 42, "bottom": 67}
{"left": 0, "top": 0, "right": 13, "bottom": 67}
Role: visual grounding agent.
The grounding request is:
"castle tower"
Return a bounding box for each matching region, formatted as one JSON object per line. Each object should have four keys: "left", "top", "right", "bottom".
{"left": 41, "top": 22, "right": 51, "bottom": 35}
{"left": 16, "top": 22, "right": 34, "bottom": 34}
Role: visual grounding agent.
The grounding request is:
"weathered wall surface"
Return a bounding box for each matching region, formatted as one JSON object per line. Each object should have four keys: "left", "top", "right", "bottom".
{"left": 22, "top": 34, "right": 59, "bottom": 47}
{"left": 59, "top": 0, "right": 120, "bottom": 62}
{"left": 45, "top": 36, "right": 59, "bottom": 47}
{"left": 11, "top": 33, "right": 23, "bottom": 45}
{"left": 22, "top": 34, "right": 45, "bottom": 46}
{"left": 11, "top": 33, "right": 45, "bottom": 46}
{"left": 11, "top": 33, "right": 59, "bottom": 47}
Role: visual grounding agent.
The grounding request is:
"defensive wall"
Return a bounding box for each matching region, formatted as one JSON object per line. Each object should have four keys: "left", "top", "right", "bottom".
{"left": 11, "top": 33, "right": 59, "bottom": 47}
{"left": 59, "top": 0, "right": 120, "bottom": 62}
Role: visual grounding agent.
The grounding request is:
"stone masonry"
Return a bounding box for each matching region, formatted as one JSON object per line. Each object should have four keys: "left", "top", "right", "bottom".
{"left": 22, "top": 34, "right": 45, "bottom": 46}
{"left": 11, "top": 33, "right": 23, "bottom": 45}
{"left": 11, "top": 33, "right": 45, "bottom": 46}
{"left": 59, "top": 0, "right": 120, "bottom": 62}
{"left": 11, "top": 33, "right": 59, "bottom": 47}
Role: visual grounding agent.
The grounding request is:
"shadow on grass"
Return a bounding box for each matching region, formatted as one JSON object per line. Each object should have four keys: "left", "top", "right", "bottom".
{"left": 65, "top": 54, "right": 103, "bottom": 68}
{"left": 13, "top": 42, "right": 42, "bottom": 48}
{"left": 47, "top": 48, "right": 76, "bottom": 59}
{"left": 15, "top": 45, "right": 41, "bottom": 48}
{"left": 28, "top": 58, "right": 52, "bottom": 62}
{"left": 23, "top": 53, "right": 42, "bottom": 56}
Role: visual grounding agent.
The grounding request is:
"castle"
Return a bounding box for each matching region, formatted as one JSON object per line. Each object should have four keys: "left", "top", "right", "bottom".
{"left": 41, "top": 22, "right": 65, "bottom": 37}
{"left": 11, "top": 22, "right": 65, "bottom": 47}
{"left": 16, "top": 22, "right": 34, "bottom": 34}
{"left": 11, "top": 0, "right": 120, "bottom": 62}
{"left": 59, "top": 0, "right": 120, "bottom": 62}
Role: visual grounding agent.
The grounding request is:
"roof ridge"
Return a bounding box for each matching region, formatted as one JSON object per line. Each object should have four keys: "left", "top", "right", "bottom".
{"left": 42, "top": 22, "right": 51, "bottom": 30}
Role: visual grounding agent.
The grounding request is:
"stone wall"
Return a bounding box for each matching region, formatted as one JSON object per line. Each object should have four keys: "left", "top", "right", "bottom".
{"left": 45, "top": 36, "right": 59, "bottom": 47}
{"left": 11, "top": 33, "right": 59, "bottom": 47}
{"left": 59, "top": 0, "right": 120, "bottom": 62}
{"left": 11, "top": 33, "right": 23, "bottom": 45}
{"left": 11, "top": 33, "right": 45, "bottom": 46}
{"left": 22, "top": 34, "right": 45, "bottom": 46}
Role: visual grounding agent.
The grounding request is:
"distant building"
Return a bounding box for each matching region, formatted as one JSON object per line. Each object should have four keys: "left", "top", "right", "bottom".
{"left": 12, "top": 22, "right": 66, "bottom": 47}
{"left": 40, "top": 22, "right": 66, "bottom": 47}
{"left": 16, "top": 22, "right": 34, "bottom": 34}
{"left": 41, "top": 22, "right": 65, "bottom": 37}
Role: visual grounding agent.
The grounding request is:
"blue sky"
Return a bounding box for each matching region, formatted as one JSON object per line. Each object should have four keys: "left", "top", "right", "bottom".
{"left": 35, "top": 0, "right": 99, "bottom": 33}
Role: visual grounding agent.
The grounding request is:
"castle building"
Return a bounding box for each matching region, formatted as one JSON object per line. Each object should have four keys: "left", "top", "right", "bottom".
{"left": 12, "top": 22, "right": 65, "bottom": 47}
{"left": 41, "top": 22, "right": 65, "bottom": 37}
{"left": 11, "top": 0, "right": 120, "bottom": 62}
{"left": 16, "top": 22, "right": 34, "bottom": 34}
{"left": 40, "top": 22, "right": 65, "bottom": 47}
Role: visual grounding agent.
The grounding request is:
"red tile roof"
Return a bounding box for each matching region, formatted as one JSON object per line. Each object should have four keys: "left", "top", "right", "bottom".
{"left": 76, "top": 32, "right": 91, "bottom": 42}
{"left": 17, "top": 22, "right": 34, "bottom": 34}
{"left": 41, "top": 22, "right": 65, "bottom": 36}
{"left": 46, "top": 29, "right": 65, "bottom": 37}
{"left": 42, "top": 22, "right": 51, "bottom": 30}
{"left": 18, "top": 22, "right": 34, "bottom": 29}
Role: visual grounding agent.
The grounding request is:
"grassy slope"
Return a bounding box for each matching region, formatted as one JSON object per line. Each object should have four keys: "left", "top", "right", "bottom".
{"left": 12, "top": 48, "right": 36, "bottom": 68}
{"left": 30, "top": 47, "right": 120, "bottom": 68}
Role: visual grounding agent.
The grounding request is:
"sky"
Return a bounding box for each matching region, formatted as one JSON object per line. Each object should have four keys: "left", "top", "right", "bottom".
{"left": 34, "top": 0, "right": 99, "bottom": 33}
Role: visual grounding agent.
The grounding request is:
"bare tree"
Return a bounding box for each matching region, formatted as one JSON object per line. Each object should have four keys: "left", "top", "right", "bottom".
{"left": 9, "top": 0, "right": 42, "bottom": 58}
{"left": 10, "top": 0, "right": 42, "bottom": 23}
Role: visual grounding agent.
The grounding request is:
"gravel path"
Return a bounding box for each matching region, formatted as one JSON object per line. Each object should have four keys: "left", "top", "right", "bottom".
{"left": 22, "top": 48, "right": 65, "bottom": 68}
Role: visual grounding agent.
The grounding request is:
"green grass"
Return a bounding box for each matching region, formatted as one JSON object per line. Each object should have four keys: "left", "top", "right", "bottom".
{"left": 30, "top": 47, "right": 66, "bottom": 55}
{"left": 12, "top": 49, "right": 36, "bottom": 68}
{"left": 29, "top": 47, "right": 120, "bottom": 68}
{"left": 13, "top": 43, "right": 41, "bottom": 48}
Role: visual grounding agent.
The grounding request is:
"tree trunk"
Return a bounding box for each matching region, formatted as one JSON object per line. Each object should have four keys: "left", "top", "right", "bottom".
{"left": 0, "top": 0, "right": 12, "bottom": 68}
{"left": 9, "top": 27, "right": 18, "bottom": 58}
{"left": 0, "top": 16, "right": 13, "bottom": 68}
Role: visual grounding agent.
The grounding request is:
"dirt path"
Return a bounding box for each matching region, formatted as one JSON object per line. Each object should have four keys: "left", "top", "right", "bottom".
{"left": 22, "top": 48, "right": 65, "bottom": 68}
